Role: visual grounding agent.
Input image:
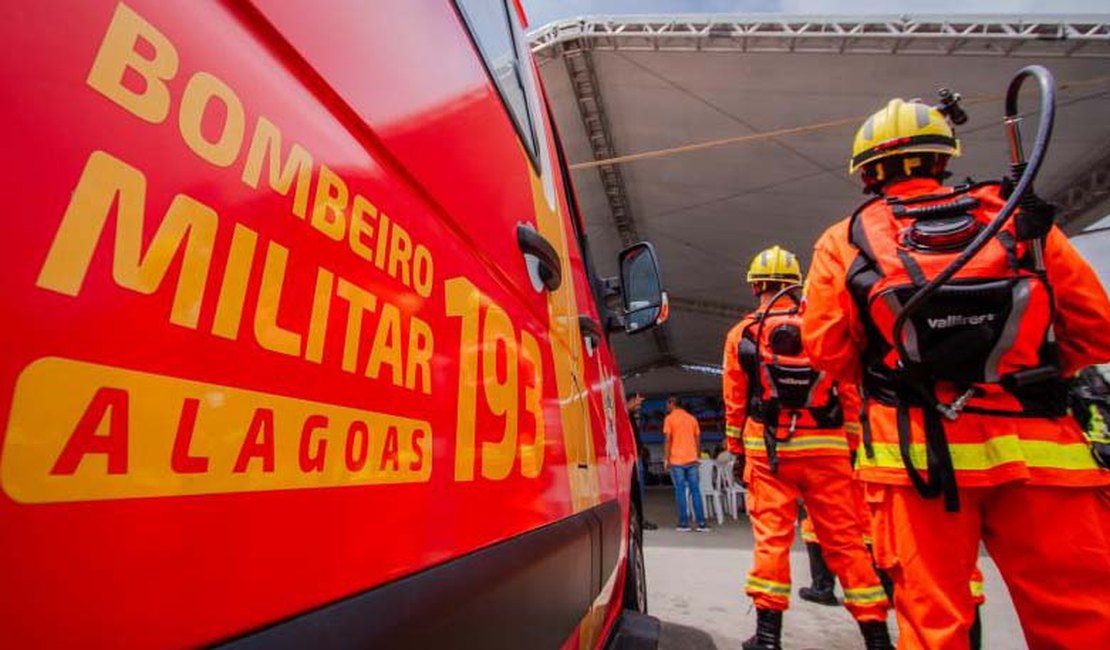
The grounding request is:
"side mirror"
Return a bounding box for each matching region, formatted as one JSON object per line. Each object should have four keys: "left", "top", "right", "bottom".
{"left": 618, "top": 242, "right": 668, "bottom": 334}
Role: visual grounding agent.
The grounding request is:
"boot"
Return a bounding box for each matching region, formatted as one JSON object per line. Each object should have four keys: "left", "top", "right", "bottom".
{"left": 858, "top": 620, "right": 893, "bottom": 650}
{"left": 970, "top": 605, "right": 982, "bottom": 650}
{"left": 741, "top": 608, "right": 783, "bottom": 650}
{"left": 799, "top": 542, "right": 838, "bottom": 606}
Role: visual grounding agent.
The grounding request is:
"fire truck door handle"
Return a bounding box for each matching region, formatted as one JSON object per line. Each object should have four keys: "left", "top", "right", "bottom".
{"left": 578, "top": 315, "right": 602, "bottom": 347}
{"left": 517, "top": 224, "right": 562, "bottom": 292}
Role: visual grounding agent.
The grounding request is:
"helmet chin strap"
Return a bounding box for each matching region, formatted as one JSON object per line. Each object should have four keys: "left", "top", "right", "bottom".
{"left": 752, "top": 281, "right": 791, "bottom": 299}
{"left": 862, "top": 154, "right": 951, "bottom": 195}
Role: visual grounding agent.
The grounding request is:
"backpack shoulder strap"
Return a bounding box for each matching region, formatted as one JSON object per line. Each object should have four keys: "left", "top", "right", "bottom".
{"left": 847, "top": 196, "right": 885, "bottom": 266}
{"left": 738, "top": 318, "right": 762, "bottom": 382}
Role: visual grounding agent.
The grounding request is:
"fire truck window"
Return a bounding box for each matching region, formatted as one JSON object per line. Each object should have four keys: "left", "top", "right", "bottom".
{"left": 456, "top": 0, "right": 538, "bottom": 161}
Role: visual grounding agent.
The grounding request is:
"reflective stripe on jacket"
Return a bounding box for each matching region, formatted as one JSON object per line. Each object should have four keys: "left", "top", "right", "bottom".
{"left": 723, "top": 311, "right": 851, "bottom": 460}
{"left": 803, "top": 177, "right": 1110, "bottom": 487}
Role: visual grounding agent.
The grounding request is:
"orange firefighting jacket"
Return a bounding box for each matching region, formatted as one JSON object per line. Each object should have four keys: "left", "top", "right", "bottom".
{"left": 841, "top": 383, "right": 863, "bottom": 451}
{"left": 723, "top": 294, "right": 850, "bottom": 461}
{"left": 804, "top": 177, "right": 1110, "bottom": 489}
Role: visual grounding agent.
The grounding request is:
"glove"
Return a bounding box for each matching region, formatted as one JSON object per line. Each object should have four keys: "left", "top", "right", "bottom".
{"left": 1092, "top": 443, "right": 1110, "bottom": 470}
{"left": 1015, "top": 191, "right": 1057, "bottom": 241}
{"left": 1068, "top": 377, "right": 1110, "bottom": 469}
{"left": 732, "top": 455, "right": 747, "bottom": 486}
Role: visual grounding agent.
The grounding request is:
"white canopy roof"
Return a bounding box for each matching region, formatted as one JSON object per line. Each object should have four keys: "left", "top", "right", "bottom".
{"left": 531, "top": 15, "right": 1110, "bottom": 394}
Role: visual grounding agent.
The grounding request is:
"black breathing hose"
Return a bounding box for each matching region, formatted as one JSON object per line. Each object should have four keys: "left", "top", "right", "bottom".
{"left": 891, "top": 65, "right": 1056, "bottom": 369}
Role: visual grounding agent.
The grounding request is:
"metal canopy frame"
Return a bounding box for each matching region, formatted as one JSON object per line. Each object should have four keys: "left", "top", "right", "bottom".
{"left": 1054, "top": 149, "right": 1110, "bottom": 233}
{"left": 559, "top": 38, "right": 674, "bottom": 358}
{"left": 531, "top": 15, "right": 1110, "bottom": 386}
{"left": 533, "top": 15, "right": 1110, "bottom": 241}
{"left": 531, "top": 15, "right": 1110, "bottom": 60}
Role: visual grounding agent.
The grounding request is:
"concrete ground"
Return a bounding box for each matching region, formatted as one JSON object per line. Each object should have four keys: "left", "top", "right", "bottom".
{"left": 639, "top": 485, "right": 1027, "bottom": 649}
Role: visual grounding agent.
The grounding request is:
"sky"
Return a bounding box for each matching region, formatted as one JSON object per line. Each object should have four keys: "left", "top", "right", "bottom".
{"left": 522, "top": 0, "right": 1110, "bottom": 28}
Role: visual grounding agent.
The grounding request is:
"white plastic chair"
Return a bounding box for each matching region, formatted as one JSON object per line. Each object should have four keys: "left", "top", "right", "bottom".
{"left": 717, "top": 459, "right": 746, "bottom": 518}
{"left": 697, "top": 459, "right": 725, "bottom": 525}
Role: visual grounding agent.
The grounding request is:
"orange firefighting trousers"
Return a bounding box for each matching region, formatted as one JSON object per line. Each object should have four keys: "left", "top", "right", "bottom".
{"left": 970, "top": 566, "right": 984, "bottom": 607}
{"left": 745, "top": 456, "right": 888, "bottom": 621}
{"left": 803, "top": 482, "right": 984, "bottom": 605}
{"left": 801, "top": 478, "right": 872, "bottom": 545}
{"left": 867, "top": 483, "right": 1110, "bottom": 649}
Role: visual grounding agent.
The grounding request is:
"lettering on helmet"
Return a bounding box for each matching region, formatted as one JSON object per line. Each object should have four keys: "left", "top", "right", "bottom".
{"left": 925, "top": 313, "right": 997, "bottom": 329}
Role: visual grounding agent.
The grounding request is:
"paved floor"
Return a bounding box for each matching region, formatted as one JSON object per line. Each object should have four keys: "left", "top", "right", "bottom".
{"left": 640, "top": 485, "right": 1027, "bottom": 649}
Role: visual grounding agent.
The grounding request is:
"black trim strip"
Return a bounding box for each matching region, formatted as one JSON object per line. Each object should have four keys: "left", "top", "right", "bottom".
{"left": 220, "top": 500, "right": 623, "bottom": 650}
{"left": 598, "top": 499, "right": 623, "bottom": 591}
{"left": 851, "top": 134, "right": 958, "bottom": 168}
{"left": 450, "top": 0, "right": 542, "bottom": 173}
{"left": 545, "top": 92, "right": 611, "bottom": 330}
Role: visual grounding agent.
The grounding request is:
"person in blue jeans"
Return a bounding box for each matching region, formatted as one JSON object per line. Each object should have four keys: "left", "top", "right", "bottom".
{"left": 662, "top": 396, "right": 708, "bottom": 532}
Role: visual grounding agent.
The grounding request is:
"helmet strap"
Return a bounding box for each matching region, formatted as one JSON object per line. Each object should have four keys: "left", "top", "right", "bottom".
{"left": 752, "top": 281, "right": 791, "bottom": 297}
{"left": 862, "top": 154, "right": 951, "bottom": 195}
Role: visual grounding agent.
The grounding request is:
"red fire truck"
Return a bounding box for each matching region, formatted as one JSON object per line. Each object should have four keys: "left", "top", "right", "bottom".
{"left": 0, "top": 1, "right": 667, "bottom": 647}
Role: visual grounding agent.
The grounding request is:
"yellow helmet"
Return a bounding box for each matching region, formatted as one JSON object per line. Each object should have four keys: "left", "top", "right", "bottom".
{"left": 747, "top": 246, "right": 802, "bottom": 284}
{"left": 849, "top": 99, "right": 961, "bottom": 174}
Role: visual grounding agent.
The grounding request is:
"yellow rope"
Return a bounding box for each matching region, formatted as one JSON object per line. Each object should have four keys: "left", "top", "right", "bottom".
{"left": 568, "top": 74, "right": 1110, "bottom": 171}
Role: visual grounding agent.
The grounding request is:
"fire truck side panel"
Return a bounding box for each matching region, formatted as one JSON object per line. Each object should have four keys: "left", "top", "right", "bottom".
{"left": 0, "top": 1, "right": 636, "bottom": 647}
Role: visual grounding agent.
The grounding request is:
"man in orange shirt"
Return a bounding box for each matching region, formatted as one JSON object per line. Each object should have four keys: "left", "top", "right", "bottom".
{"left": 803, "top": 97, "right": 1110, "bottom": 648}
{"left": 663, "top": 396, "right": 708, "bottom": 532}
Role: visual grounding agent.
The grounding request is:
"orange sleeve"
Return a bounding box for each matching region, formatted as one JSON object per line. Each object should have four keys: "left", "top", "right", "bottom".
{"left": 662, "top": 414, "right": 672, "bottom": 437}
{"left": 722, "top": 318, "right": 751, "bottom": 455}
{"left": 802, "top": 219, "right": 866, "bottom": 385}
{"left": 1043, "top": 227, "right": 1110, "bottom": 376}
{"left": 838, "top": 382, "right": 863, "bottom": 451}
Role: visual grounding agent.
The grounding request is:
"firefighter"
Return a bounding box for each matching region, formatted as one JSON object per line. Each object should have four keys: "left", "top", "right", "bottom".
{"left": 797, "top": 484, "right": 885, "bottom": 608}
{"left": 969, "top": 567, "right": 985, "bottom": 650}
{"left": 723, "top": 247, "right": 892, "bottom": 650}
{"left": 798, "top": 509, "right": 838, "bottom": 606}
{"left": 803, "top": 97, "right": 1110, "bottom": 648}
{"left": 1070, "top": 366, "right": 1110, "bottom": 468}
{"left": 802, "top": 500, "right": 985, "bottom": 648}
{"left": 797, "top": 382, "right": 892, "bottom": 607}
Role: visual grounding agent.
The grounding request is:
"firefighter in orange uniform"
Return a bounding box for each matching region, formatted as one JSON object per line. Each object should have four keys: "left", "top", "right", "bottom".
{"left": 803, "top": 97, "right": 1110, "bottom": 649}
{"left": 796, "top": 382, "right": 885, "bottom": 607}
{"left": 969, "top": 566, "right": 985, "bottom": 648}
{"left": 723, "top": 247, "right": 892, "bottom": 650}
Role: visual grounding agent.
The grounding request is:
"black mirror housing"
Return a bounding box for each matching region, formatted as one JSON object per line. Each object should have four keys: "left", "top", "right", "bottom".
{"left": 617, "top": 242, "right": 668, "bottom": 335}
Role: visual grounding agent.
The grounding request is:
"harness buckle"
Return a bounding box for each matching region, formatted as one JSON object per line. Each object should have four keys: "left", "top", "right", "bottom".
{"left": 937, "top": 388, "right": 975, "bottom": 421}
